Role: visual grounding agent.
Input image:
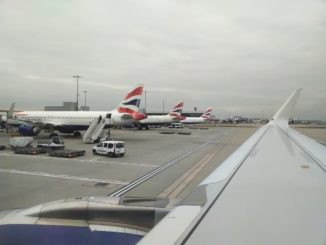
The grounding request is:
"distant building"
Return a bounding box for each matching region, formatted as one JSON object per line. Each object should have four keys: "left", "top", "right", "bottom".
{"left": 80, "top": 106, "right": 90, "bottom": 111}
{"left": 45, "top": 102, "right": 77, "bottom": 111}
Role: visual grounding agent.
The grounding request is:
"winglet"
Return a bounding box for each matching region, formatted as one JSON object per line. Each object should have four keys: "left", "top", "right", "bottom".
{"left": 272, "top": 88, "right": 302, "bottom": 127}
{"left": 7, "top": 103, "right": 15, "bottom": 119}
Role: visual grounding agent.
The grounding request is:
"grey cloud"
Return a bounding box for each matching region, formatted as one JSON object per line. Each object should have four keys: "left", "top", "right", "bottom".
{"left": 0, "top": 0, "right": 325, "bottom": 119}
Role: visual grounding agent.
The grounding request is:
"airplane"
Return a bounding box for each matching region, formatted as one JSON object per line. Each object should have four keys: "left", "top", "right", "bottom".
{"left": 7, "top": 85, "right": 146, "bottom": 137}
{"left": 0, "top": 89, "right": 325, "bottom": 245}
{"left": 136, "top": 101, "right": 185, "bottom": 129}
{"left": 180, "top": 107, "right": 213, "bottom": 124}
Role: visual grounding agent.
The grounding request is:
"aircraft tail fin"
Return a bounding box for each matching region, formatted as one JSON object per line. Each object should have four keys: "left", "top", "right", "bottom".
{"left": 272, "top": 88, "right": 302, "bottom": 128}
{"left": 117, "top": 84, "right": 146, "bottom": 120}
{"left": 168, "top": 102, "right": 185, "bottom": 120}
{"left": 168, "top": 102, "right": 184, "bottom": 118}
{"left": 201, "top": 107, "right": 213, "bottom": 119}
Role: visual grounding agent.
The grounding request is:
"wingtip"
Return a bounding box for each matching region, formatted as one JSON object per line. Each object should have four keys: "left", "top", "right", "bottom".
{"left": 272, "top": 88, "right": 302, "bottom": 124}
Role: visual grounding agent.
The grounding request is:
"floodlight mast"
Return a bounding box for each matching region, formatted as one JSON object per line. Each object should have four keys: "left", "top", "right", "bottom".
{"left": 73, "top": 75, "right": 82, "bottom": 111}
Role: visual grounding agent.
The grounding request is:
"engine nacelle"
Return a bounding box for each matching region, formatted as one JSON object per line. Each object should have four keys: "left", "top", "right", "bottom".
{"left": 18, "top": 124, "right": 42, "bottom": 136}
{"left": 132, "top": 112, "right": 147, "bottom": 121}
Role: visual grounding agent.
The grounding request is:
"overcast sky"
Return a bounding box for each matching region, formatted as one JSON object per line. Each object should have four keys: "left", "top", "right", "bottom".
{"left": 0, "top": 0, "right": 325, "bottom": 119}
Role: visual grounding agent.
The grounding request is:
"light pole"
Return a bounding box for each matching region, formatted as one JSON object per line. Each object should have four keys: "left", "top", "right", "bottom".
{"left": 73, "top": 75, "right": 82, "bottom": 111}
{"left": 83, "top": 90, "right": 87, "bottom": 108}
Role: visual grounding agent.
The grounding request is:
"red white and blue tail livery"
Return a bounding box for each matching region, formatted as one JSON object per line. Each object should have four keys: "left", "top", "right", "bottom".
{"left": 168, "top": 102, "right": 185, "bottom": 120}
{"left": 201, "top": 107, "right": 213, "bottom": 119}
{"left": 117, "top": 84, "right": 146, "bottom": 121}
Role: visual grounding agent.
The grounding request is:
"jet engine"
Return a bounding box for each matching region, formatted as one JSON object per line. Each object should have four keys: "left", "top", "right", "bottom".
{"left": 132, "top": 112, "right": 147, "bottom": 121}
{"left": 18, "top": 124, "right": 42, "bottom": 136}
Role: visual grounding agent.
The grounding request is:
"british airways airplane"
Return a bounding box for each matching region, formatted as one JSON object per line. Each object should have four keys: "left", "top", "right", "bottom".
{"left": 0, "top": 89, "right": 325, "bottom": 245}
{"left": 8, "top": 85, "right": 146, "bottom": 136}
{"left": 137, "top": 102, "right": 185, "bottom": 129}
{"left": 181, "top": 107, "right": 213, "bottom": 124}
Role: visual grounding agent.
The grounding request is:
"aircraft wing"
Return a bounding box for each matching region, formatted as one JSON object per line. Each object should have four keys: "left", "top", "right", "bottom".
{"left": 139, "top": 89, "right": 326, "bottom": 245}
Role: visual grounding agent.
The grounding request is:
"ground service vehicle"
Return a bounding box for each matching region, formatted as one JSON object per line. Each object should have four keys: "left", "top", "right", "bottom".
{"left": 9, "top": 137, "right": 33, "bottom": 149}
{"left": 168, "top": 122, "right": 183, "bottom": 128}
{"left": 92, "top": 140, "right": 125, "bottom": 157}
{"left": 37, "top": 136, "right": 65, "bottom": 150}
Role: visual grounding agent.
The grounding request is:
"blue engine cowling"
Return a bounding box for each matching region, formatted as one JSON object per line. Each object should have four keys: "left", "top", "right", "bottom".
{"left": 18, "top": 124, "right": 42, "bottom": 136}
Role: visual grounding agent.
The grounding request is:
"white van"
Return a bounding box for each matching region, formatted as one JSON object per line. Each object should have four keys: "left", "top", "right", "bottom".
{"left": 168, "top": 122, "right": 183, "bottom": 128}
{"left": 92, "top": 140, "right": 125, "bottom": 157}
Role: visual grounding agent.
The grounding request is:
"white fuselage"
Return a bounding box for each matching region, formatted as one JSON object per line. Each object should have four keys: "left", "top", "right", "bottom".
{"left": 139, "top": 115, "right": 178, "bottom": 125}
{"left": 181, "top": 117, "right": 207, "bottom": 124}
{"left": 13, "top": 110, "right": 134, "bottom": 127}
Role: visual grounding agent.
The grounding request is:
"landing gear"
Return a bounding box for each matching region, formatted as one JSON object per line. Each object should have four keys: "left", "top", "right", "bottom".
{"left": 73, "top": 131, "right": 81, "bottom": 137}
{"left": 136, "top": 124, "right": 149, "bottom": 130}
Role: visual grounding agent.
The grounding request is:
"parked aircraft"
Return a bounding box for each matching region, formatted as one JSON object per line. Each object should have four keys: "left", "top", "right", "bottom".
{"left": 0, "top": 89, "right": 325, "bottom": 245}
{"left": 181, "top": 107, "right": 213, "bottom": 124}
{"left": 7, "top": 85, "right": 146, "bottom": 136}
{"left": 137, "top": 102, "right": 185, "bottom": 129}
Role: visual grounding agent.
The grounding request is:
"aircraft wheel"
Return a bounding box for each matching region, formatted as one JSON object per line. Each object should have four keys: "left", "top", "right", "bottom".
{"left": 74, "top": 131, "right": 81, "bottom": 137}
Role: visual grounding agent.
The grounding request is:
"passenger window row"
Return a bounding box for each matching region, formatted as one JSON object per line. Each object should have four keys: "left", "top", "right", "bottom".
{"left": 17, "top": 116, "right": 97, "bottom": 120}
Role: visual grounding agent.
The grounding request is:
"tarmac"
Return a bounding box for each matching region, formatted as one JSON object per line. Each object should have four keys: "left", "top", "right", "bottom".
{"left": 0, "top": 124, "right": 324, "bottom": 210}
